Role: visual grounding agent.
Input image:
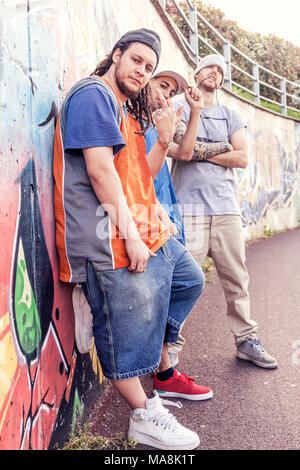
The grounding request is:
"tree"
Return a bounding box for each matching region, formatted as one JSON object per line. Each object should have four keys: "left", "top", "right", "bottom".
{"left": 166, "top": 0, "right": 300, "bottom": 108}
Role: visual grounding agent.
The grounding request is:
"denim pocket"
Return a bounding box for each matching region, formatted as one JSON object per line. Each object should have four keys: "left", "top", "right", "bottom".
{"left": 161, "top": 240, "right": 174, "bottom": 266}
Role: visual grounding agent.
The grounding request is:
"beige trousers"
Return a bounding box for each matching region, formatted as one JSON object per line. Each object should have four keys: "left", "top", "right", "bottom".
{"left": 168, "top": 215, "right": 258, "bottom": 355}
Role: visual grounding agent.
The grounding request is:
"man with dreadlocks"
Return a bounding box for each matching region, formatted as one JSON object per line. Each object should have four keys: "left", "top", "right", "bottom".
{"left": 53, "top": 29, "right": 210, "bottom": 450}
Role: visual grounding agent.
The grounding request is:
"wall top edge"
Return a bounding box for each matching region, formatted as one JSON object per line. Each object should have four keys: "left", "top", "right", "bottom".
{"left": 150, "top": 0, "right": 300, "bottom": 124}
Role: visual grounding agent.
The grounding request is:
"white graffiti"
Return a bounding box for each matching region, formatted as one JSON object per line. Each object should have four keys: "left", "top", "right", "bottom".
{"left": 291, "top": 339, "right": 300, "bottom": 365}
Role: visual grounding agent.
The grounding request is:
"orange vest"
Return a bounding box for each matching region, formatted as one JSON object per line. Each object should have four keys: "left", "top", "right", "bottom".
{"left": 53, "top": 78, "right": 170, "bottom": 281}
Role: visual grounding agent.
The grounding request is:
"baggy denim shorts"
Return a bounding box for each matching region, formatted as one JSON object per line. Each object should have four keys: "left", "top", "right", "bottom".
{"left": 81, "top": 236, "right": 205, "bottom": 380}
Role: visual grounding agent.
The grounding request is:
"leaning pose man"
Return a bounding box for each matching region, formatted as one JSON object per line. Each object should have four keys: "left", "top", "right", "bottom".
{"left": 169, "top": 53, "right": 278, "bottom": 370}
{"left": 53, "top": 29, "right": 211, "bottom": 450}
{"left": 145, "top": 69, "right": 214, "bottom": 394}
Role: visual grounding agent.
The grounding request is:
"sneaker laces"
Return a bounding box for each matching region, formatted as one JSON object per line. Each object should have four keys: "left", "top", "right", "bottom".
{"left": 161, "top": 399, "right": 182, "bottom": 409}
{"left": 249, "top": 338, "right": 265, "bottom": 352}
{"left": 135, "top": 398, "right": 182, "bottom": 430}
{"left": 176, "top": 372, "right": 195, "bottom": 384}
{"left": 147, "top": 406, "right": 179, "bottom": 431}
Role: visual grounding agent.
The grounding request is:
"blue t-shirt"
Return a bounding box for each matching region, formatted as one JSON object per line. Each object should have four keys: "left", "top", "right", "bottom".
{"left": 145, "top": 125, "right": 185, "bottom": 245}
{"left": 56, "top": 81, "right": 128, "bottom": 280}
{"left": 64, "top": 83, "right": 125, "bottom": 155}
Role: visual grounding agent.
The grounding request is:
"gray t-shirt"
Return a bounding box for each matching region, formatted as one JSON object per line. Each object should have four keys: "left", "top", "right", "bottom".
{"left": 171, "top": 101, "right": 247, "bottom": 216}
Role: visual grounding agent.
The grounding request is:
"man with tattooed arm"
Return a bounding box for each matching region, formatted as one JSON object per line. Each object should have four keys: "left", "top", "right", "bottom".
{"left": 168, "top": 54, "right": 278, "bottom": 370}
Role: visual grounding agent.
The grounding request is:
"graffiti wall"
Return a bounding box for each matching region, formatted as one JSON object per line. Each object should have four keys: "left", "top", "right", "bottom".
{"left": 0, "top": 0, "right": 107, "bottom": 450}
{"left": 294, "top": 123, "right": 300, "bottom": 224}
{"left": 219, "top": 92, "right": 300, "bottom": 240}
{"left": 0, "top": 0, "right": 299, "bottom": 450}
{"left": 0, "top": 0, "right": 194, "bottom": 451}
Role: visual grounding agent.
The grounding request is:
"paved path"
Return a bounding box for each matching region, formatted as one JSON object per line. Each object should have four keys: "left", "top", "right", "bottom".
{"left": 87, "top": 227, "right": 300, "bottom": 451}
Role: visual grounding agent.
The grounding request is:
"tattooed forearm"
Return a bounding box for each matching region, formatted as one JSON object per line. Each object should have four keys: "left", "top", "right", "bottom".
{"left": 192, "top": 141, "right": 233, "bottom": 161}
{"left": 173, "top": 120, "right": 233, "bottom": 161}
{"left": 173, "top": 121, "right": 186, "bottom": 145}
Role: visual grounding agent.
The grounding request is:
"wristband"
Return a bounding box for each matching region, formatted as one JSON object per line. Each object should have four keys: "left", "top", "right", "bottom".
{"left": 157, "top": 137, "right": 173, "bottom": 150}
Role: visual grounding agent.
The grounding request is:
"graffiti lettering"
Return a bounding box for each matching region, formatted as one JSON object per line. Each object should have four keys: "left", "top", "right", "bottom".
{"left": 292, "top": 340, "right": 300, "bottom": 365}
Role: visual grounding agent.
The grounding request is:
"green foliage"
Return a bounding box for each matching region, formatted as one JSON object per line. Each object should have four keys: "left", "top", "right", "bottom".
{"left": 166, "top": 0, "right": 300, "bottom": 114}
{"left": 232, "top": 85, "right": 300, "bottom": 119}
{"left": 62, "top": 424, "right": 137, "bottom": 450}
{"left": 202, "top": 256, "right": 215, "bottom": 283}
{"left": 202, "top": 256, "right": 214, "bottom": 272}
{"left": 263, "top": 225, "right": 275, "bottom": 238}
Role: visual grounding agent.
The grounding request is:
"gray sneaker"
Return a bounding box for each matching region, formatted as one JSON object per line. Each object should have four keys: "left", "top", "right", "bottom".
{"left": 236, "top": 338, "right": 278, "bottom": 369}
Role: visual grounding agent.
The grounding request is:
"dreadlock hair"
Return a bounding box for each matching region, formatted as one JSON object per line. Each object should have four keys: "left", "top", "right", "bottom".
{"left": 91, "top": 41, "right": 154, "bottom": 134}
{"left": 126, "top": 83, "right": 154, "bottom": 134}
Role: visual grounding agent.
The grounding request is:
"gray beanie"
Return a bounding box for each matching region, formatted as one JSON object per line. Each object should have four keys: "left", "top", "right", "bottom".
{"left": 115, "top": 28, "right": 161, "bottom": 66}
{"left": 194, "top": 54, "right": 226, "bottom": 87}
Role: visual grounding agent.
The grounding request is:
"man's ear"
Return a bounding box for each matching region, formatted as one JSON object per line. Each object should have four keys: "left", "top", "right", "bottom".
{"left": 112, "top": 48, "right": 122, "bottom": 64}
{"left": 216, "top": 78, "right": 223, "bottom": 89}
{"left": 218, "top": 74, "right": 224, "bottom": 89}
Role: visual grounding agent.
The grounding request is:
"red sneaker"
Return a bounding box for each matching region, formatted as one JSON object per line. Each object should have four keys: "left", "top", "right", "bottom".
{"left": 153, "top": 370, "right": 213, "bottom": 401}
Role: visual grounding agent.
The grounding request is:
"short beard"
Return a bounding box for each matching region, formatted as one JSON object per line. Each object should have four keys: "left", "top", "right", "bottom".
{"left": 198, "top": 77, "right": 218, "bottom": 93}
{"left": 114, "top": 62, "right": 140, "bottom": 100}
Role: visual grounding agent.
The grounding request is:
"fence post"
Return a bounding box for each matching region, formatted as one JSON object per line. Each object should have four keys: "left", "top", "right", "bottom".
{"left": 188, "top": 3, "right": 199, "bottom": 64}
{"left": 223, "top": 40, "right": 232, "bottom": 91}
{"left": 280, "top": 78, "right": 287, "bottom": 115}
{"left": 291, "top": 80, "right": 300, "bottom": 107}
{"left": 252, "top": 62, "right": 260, "bottom": 105}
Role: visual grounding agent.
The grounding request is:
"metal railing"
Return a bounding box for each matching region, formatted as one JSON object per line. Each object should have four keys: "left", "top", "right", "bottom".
{"left": 159, "top": 0, "right": 300, "bottom": 118}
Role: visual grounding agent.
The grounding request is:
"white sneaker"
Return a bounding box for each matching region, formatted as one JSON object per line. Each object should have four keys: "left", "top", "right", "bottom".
{"left": 72, "top": 284, "right": 93, "bottom": 354}
{"left": 128, "top": 391, "right": 200, "bottom": 450}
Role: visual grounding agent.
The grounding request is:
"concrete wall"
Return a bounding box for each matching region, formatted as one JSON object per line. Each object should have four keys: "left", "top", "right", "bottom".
{"left": 219, "top": 90, "right": 300, "bottom": 241}
{"left": 0, "top": 0, "right": 299, "bottom": 450}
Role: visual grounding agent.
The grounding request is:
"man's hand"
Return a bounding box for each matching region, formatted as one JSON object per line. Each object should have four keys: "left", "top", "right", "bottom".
{"left": 125, "top": 238, "right": 156, "bottom": 273}
{"left": 152, "top": 88, "right": 183, "bottom": 145}
{"left": 172, "top": 120, "right": 234, "bottom": 162}
{"left": 184, "top": 86, "right": 203, "bottom": 114}
{"left": 167, "top": 87, "right": 202, "bottom": 162}
{"left": 84, "top": 146, "right": 157, "bottom": 274}
{"left": 147, "top": 88, "right": 183, "bottom": 177}
{"left": 203, "top": 127, "right": 248, "bottom": 168}
{"left": 156, "top": 202, "right": 178, "bottom": 236}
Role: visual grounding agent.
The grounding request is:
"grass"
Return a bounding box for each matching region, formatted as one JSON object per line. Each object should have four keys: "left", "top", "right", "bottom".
{"left": 232, "top": 85, "right": 300, "bottom": 120}
{"left": 202, "top": 256, "right": 214, "bottom": 272}
{"left": 202, "top": 256, "right": 215, "bottom": 283}
{"left": 61, "top": 424, "right": 137, "bottom": 451}
{"left": 263, "top": 225, "right": 276, "bottom": 238}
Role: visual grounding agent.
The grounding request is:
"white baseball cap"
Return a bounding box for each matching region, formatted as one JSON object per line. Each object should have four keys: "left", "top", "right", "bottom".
{"left": 152, "top": 70, "right": 188, "bottom": 95}
{"left": 194, "top": 54, "right": 226, "bottom": 87}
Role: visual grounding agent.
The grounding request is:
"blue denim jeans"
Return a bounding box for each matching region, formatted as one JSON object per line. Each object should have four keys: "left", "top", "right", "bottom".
{"left": 81, "top": 236, "right": 204, "bottom": 380}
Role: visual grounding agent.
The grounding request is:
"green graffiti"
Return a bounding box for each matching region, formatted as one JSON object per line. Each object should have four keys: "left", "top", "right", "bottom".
{"left": 14, "top": 239, "right": 41, "bottom": 355}
{"left": 71, "top": 388, "right": 84, "bottom": 433}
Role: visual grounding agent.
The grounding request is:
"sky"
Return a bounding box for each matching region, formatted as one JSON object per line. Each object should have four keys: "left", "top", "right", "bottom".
{"left": 201, "top": 0, "right": 300, "bottom": 47}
